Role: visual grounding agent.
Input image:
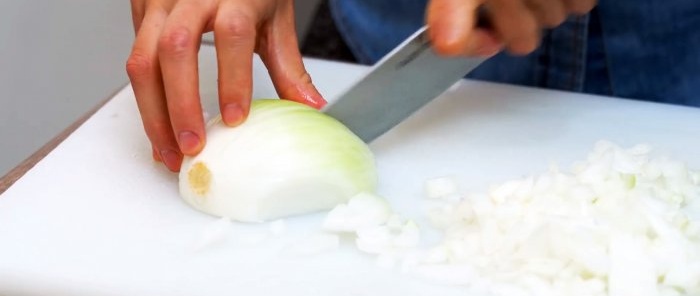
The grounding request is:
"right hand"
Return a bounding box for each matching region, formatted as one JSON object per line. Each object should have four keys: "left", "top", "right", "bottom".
{"left": 126, "top": 0, "right": 326, "bottom": 172}
{"left": 426, "top": 0, "right": 597, "bottom": 57}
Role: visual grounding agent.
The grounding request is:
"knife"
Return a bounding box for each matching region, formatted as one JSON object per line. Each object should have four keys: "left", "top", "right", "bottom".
{"left": 323, "top": 26, "right": 488, "bottom": 143}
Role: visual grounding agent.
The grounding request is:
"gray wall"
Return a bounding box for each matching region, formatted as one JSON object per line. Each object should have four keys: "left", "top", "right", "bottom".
{"left": 0, "top": 0, "right": 134, "bottom": 175}
{"left": 0, "top": 0, "right": 321, "bottom": 176}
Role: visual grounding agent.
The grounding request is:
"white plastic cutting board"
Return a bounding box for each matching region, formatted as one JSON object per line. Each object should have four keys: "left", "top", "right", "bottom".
{"left": 1, "top": 46, "right": 700, "bottom": 296}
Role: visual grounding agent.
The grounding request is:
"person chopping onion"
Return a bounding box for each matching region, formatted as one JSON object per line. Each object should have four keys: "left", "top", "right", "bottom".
{"left": 126, "top": 0, "right": 700, "bottom": 173}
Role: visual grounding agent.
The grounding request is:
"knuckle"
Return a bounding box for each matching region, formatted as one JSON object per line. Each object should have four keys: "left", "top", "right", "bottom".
{"left": 297, "top": 71, "right": 313, "bottom": 85}
{"left": 219, "top": 88, "right": 248, "bottom": 104}
{"left": 431, "top": 38, "right": 464, "bottom": 57}
{"left": 279, "top": 71, "right": 314, "bottom": 99}
{"left": 567, "top": 0, "right": 596, "bottom": 14}
{"left": 170, "top": 97, "right": 196, "bottom": 111}
{"left": 215, "top": 11, "right": 256, "bottom": 40}
{"left": 144, "top": 120, "right": 173, "bottom": 144}
{"left": 158, "top": 26, "right": 194, "bottom": 57}
{"left": 542, "top": 12, "right": 566, "bottom": 28}
{"left": 125, "top": 52, "right": 154, "bottom": 80}
{"left": 507, "top": 21, "right": 539, "bottom": 55}
{"left": 509, "top": 37, "right": 539, "bottom": 55}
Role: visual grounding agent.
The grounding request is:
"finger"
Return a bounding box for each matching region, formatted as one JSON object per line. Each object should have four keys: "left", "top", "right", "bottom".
{"left": 525, "top": 0, "right": 566, "bottom": 28}
{"left": 486, "top": 0, "right": 540, "bottom": 55}
{"left": 158, "top": 0, "right": 213, "bottom": 156}
{"left": 258, "top": 1, "right": 327, "bottom": 110}
{"left": 426, "top": 0, "right": 502, "bottom": 57}
{"left": 213, "top": 3, "right": 258, "bottom": 126}
{"left": 427, "top": 0, "right": 503, "bottom": 56}
{"left": 130, "top": 0, "right": 146, "bottom": 33}
{"left": 126, "top": 8, "right": 183, "bottom": 172}
{"left": 564, "top": 0, "right": 596, "bottom": 15}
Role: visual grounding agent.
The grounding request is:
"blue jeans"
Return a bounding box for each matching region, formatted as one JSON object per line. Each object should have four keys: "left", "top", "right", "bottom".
{"left": 329, "top": 0, "right": 700, "bottom": 107}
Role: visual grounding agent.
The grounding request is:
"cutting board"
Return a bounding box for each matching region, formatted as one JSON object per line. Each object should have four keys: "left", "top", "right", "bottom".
{"left": 1, "top": 46, "right": 700, "bottom": 296}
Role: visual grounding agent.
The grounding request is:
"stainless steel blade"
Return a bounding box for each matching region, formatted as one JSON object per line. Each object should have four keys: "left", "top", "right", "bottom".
{"left": 323, "top": 26, "right": 487, "bottom": 143}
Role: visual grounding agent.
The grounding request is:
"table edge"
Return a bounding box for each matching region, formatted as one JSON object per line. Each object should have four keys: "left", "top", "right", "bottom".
{"left": 0, "top": 83, "right": 130, "bottom": 195}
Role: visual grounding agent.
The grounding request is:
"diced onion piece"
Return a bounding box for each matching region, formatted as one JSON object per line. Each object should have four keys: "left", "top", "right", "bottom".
{"left": 385, "top": 214, "right": 405, "bottom": 230}
{"left": 323, "top": 192, "right": 392, "bottom": 232}
{"left": 608, "top": 236, "right": 657, "bottom": 296}
{"left": 392, "top": 220, "right": 421, "bottom": 248}
{"left": 424, "top": 176, "right": 459, "bottom": 199}
{"left": 664, "top": 262, "right": 700, "bottom": 289}
{"left": 356, "top": 226, "right": 393, "bottom": 254}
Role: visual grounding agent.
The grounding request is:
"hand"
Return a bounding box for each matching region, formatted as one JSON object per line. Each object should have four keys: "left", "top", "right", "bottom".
{"left": 126, "top": 0, "right": 326, "bottom": 172}
{"left": 426, "top": 0, "right": 596, "bottom": 56}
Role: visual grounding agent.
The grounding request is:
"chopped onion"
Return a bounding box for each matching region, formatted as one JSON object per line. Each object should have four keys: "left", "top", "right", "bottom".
{"left": 356, "top": 226, "right": 393, "bottom": 254}
{"left": 355, "top": 219, "right": 422, "bottom": 255}
{"left": 322, "top": 192, "right": 392, "bottom": 232}
{"left": 277, "top": 140, "right": 699, "bottom": 295}
{"left": 412, "top": 141, "right": 700, "bottom": 295}
{"left": 424, "top": 176, "right": 459, "bottom": 200}
{"left": 392, "top": 220, "right": 420, "bottom": 248}
{"left": 609, "top": 235, "right": 657, "bottom": 296}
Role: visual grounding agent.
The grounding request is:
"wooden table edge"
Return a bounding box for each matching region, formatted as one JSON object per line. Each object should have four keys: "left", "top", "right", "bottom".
{"left": 0, "top": 83, "right": 130, "bottom": 195}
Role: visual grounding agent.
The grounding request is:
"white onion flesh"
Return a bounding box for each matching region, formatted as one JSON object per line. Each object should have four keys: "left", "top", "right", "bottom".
{"left": 424, "top": 176, "right": 459, "bottom": 200}
{"left": 322, "top": 192, "right": 392, "bottom": 232}
{"left": 179, "top": 99, "right": 377, "bottom": 222}
{"left": 412, "top": 141, "right": 700, "bottom": 295}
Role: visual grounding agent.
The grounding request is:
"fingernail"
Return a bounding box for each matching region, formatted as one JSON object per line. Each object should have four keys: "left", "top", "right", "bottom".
{"left": 159, "top": 149, "right": 182, "bottom": 172}
{"left": 222, "top": 104, "right": 245, "bottom": 126}
{"left": 306, "top": 94, "right": 327, "bottom": 109}
{"left": 303, "top": 89, "right": 328, "bottom": 109}
{"left": 290, "top": 84, "right": 327, "bottom": 109}
{"left": 178, "top": 131, "right": 201, "bottom": 154}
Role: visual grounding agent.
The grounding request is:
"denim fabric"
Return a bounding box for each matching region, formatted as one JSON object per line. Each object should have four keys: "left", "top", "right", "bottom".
{"left": 329, "top": 0, "right": 700, "bottom": 107}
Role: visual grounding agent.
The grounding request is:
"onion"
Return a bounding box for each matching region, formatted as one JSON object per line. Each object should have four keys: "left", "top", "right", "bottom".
{"left": 411, "top": 141, "right": 700, "bottom": 295}
{"left": 424, "top": 176, "right": 459, "bottom": 200}
{"left": 322, "top": 192, "right": 392, "bottom": 232}
{"left": 179, "top": 99, "right": 377, "bottom": 222}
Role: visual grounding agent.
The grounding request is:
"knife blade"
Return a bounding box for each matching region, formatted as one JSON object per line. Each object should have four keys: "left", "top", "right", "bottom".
{"left": 323, "top": 26, "right": 488, "bottom": 143}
